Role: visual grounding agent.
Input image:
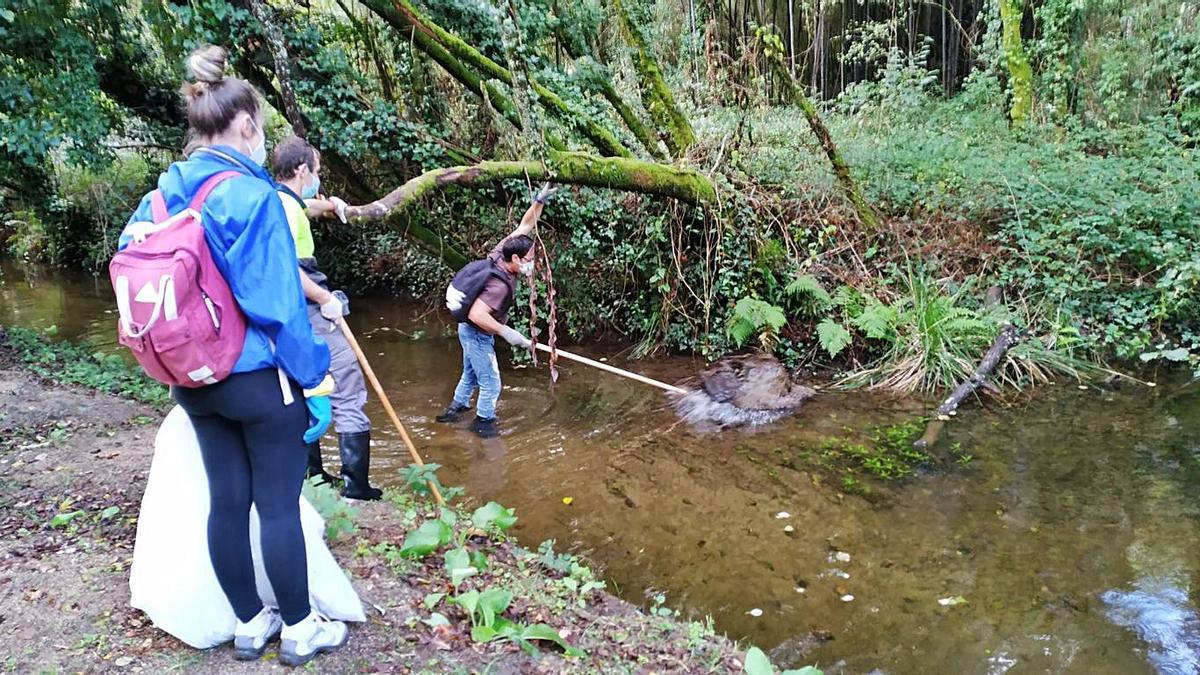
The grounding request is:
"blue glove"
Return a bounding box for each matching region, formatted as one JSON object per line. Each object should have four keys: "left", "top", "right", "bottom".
{"left": 304, "top": 395, "right": 332, "bottom": 443}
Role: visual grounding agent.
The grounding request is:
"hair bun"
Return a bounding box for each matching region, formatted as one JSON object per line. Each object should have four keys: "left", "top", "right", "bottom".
{"left": 187, "top": 45, "right": 227, "bottom": 85}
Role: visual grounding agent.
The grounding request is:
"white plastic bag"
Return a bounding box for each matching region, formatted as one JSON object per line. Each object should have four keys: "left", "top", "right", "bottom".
{"left": 129, "top": 406, "right": 365, "bottom": 649}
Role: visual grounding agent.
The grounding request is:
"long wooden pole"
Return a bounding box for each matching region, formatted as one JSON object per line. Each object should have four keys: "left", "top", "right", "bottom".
{"left": 338, "top": 320, "right": 444, "bottom": 505}
{"left": 534, "top": 344, "right": 687, "bottom": 395}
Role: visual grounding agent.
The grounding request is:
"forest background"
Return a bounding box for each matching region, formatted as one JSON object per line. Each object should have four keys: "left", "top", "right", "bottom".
{"left": 1, "top": 0, "right": 1197, "bottom": 394}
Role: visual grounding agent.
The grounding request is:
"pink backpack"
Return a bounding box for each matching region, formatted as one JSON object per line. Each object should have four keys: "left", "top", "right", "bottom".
{"left": 110, "top": 171, "right": 247, "bottom": 387}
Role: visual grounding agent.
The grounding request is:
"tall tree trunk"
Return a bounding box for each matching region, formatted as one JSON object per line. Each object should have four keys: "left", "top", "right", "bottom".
{"left": 247, "top": 0, "right": 307, "bottom": 137}
{"left": 612, "top": 0, "right": 698, "bottom": 158}
{"left": 999, "top": 0, "right": 1032, "bottom": 126}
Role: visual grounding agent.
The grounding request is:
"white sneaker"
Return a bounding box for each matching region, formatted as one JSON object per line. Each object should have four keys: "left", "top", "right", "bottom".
{"left": 279, "top": 612, "right": 349, "bottom": 667}
{"left": 233, "top": 607, "right": 282, "bottom": 661}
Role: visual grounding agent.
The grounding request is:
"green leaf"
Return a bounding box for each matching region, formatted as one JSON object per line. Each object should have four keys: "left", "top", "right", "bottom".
{"left": 438, "top": 507, "right": 458, "bottom": 527}
{"left": 785, "top": 274, "right": 832, "bottom": 308}
{"left": 99, "top": 506, "right": 121, "bottom": 520}
{"left": 1163, "top": 347, "right": 1191, "bottom": 362}
{"left": 469, "top": 549, "right": 489, "bottom": 571}
{"left": 517, "top": 623, "right": 583, "bottom": 656}
{"left": 454, "top": 589, "right": 480, "bottom": 619}
{"left": 50, "top": 510, "right": 85, "bottom": 528}
{"left": 423, "top": 592, "right": 445, "bottom": 610}
{"left": 816, "top": 319, "right": 853, "bottom": 358}
{"left": 445, "top": 547, "right": 477, "bottom": 587}
{"left": 743, "top": 647, "right": 775, "bottom": 675}
{"left": 400, "top": 520, "right": 451, "bottom": 558}
{"left": 479, "top": 587, "right": 512, "bottom": 627}
{"left": 471, "top": 625, "right": 499, "bottom": 642}
{"left": 850, "top": 302, "right": 895, "bottom": 340}
{"left": 421, "top": 612, "right": 449, "bottom": 628}
{"left": 471, "top": 502, "right": 517, "bottom": 531}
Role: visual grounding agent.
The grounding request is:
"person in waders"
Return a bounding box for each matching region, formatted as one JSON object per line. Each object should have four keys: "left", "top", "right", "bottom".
{"left": 436, "top": 183, "right": 557, "bottom": 437}
{"left": 271, "top": 136, "right": 382, "bottom": 501}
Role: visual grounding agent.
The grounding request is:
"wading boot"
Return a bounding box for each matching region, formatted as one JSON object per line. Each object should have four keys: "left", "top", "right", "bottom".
{"left": 305, "top": 442, "right": 337, "bottom": 486}
{"left": 339, "top": 431, "right": 382, "bottom": 501}
{"left": 469, "top": 416, "right": 499, "bottom": 439}
{"left": 435, "top": 402, "right": 471, "bottom": 423}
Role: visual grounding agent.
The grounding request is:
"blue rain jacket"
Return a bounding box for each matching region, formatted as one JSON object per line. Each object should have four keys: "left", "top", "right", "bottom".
{"left": 121, "top": 145, "right": 330, "bottom": 389}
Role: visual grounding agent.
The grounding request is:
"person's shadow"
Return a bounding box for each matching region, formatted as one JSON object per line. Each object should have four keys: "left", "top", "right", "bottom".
{"left": 463, "top": 434, "right": 509, "bottom": 498}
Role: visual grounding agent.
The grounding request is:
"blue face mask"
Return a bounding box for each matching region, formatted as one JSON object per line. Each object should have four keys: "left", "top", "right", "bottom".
{"left": 301, "top": 175, "right": 320, "bottom": 200}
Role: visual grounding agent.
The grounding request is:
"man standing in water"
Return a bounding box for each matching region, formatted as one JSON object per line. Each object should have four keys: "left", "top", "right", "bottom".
{"left": 272, "top": 136, "right": 382, "bottom": 500}
{"left": 437, "top": 183, "right": 557, "bottom": 438}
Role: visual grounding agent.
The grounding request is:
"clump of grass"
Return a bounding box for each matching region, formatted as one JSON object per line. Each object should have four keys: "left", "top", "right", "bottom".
{"left": 0, "top": 325, "right": 170, "bottom": 407}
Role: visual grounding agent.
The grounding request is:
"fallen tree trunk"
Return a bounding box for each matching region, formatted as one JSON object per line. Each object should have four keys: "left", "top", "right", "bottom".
{"left": 913, "top": 324, "right": 1020, "bottom": 450}
{"left": 346, "top": 151, "right": 718, "bottom": 224}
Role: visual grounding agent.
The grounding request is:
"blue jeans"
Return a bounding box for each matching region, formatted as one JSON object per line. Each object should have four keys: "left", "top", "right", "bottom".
{"left": 452, "top": 322, "right": 501, "bottom": 419}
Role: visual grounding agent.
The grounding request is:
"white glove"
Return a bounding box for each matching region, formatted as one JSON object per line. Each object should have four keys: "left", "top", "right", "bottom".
{"left": 533, "top": 182, "right": 558, "bottom": 204}
{"left": 329, "top": 196, "right": 349, "bottom": 223}
{"left": 320, "top": 295, "right": 344, "bottom": 321}
{"left": 498, "top": 325, "right": 532, "bottom": 349}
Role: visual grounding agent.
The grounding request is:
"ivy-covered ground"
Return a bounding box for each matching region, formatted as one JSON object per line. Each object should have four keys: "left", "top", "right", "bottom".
{"left": 0, "top": 337, "right": 775, "bottom": 674}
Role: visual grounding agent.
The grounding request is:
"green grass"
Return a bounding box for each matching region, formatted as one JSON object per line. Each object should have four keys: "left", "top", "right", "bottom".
{"left": 0, "top": 325, "right": 170, "bottom": 407}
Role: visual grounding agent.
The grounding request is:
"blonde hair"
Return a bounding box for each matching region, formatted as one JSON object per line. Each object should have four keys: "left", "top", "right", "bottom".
{"left": 179, "top": 45, "right": 261, "bottom": 139}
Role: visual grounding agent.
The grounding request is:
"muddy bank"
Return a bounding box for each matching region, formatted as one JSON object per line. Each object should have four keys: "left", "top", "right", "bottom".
{"left": 0, "top": 345, "right": 752, "bottom": 674}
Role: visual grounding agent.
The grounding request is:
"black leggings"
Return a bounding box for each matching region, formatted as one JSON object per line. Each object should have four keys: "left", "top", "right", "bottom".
{"left": 173, "top": 368, "right": 310, "bottom": 626}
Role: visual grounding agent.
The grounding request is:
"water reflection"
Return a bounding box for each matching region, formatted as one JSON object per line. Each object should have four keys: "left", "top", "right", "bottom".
{"left": 8, "top": 259, "right": 1200, "bottom": 674}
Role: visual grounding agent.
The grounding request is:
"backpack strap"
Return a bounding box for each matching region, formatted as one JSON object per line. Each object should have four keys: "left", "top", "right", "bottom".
{"left": 150, "top": 191, "right": 169, "bottom": 223}
{"left": 188, "top": 170, "right": 242, "bottom": 212}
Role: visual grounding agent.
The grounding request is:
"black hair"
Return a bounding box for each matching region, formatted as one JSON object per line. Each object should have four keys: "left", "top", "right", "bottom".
{"left": 271, "top": 136, "right": 318, "bottom": 180}
{"left": 501, "top": 234, "right": 534, "bottom": 261}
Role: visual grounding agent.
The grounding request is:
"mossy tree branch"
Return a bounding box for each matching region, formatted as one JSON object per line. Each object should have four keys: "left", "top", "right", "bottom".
{"left": 760, "top": 32, "right": 881, "bottom": 230}
{"left": 358, "top": 0, "right": 632, "bottom": 158}
{"left": 612, "top": 0, "right": 696, "bottom": 158}
{"left": 345, "top": 150, "right": 717, "bottom": 226}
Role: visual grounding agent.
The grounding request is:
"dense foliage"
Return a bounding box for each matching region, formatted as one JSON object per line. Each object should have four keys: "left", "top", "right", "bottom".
{"left": 1, "top": 0, "right": 1197, "bottom": 389}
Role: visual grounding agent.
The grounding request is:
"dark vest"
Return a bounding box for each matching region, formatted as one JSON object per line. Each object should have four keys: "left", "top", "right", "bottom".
{"left": 445, "top": 258, "right": 515, "bottom": 327}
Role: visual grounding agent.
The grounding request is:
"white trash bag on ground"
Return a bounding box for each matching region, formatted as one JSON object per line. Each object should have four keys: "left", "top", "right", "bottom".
{"left": 129, "top": 406, "right": 365, "bottom": 649}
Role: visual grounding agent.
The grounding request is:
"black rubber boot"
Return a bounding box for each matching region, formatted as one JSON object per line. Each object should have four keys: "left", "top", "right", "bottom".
{"left": 339, "top": 431, "right": 382, "bottom": 501}
{"left": 469, "top": 416, "right": 499, "bottom": 439}
{"left": 305, "top": 442, "right": 337, "bottom": 486}
{"left": 435, "top": 402, "right": 471, "bottom": 423}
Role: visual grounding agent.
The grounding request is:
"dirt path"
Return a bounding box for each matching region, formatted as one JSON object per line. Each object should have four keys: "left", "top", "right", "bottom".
{"left": 0, "top": 350, "right": 745, "bottom": 674}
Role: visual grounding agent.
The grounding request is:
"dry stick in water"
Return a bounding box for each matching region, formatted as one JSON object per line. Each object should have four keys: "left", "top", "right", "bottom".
{"left": 337, "top": 320, "right": 445, "bottom": 505}
{"left": 913, "top": 324, "right": 1020, "bottom": 451}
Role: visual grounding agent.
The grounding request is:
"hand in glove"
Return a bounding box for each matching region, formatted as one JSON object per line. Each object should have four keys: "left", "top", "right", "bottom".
{"left": 320, "top": 294, "right": 344, "bottom": 321}
{"left": 533, "top": 182, "right": 558, "bottom": 204}
{"left": 498, "top": 325, "right": 532, "bottom": 349}
{"left": 303, "top": 395, "right": 332, "bottom": 444}
{"left": 329, "top": 196, "right": 349, "bottom": 223}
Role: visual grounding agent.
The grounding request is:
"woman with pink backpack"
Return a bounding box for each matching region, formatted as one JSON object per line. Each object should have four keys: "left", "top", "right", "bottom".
{"left": 113, "top": 45, "right": 350, "bottom": 666}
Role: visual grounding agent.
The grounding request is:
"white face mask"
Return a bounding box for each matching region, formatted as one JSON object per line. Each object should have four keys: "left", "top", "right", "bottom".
{"left": 519, "top": 260, "right": 535, "bottom": 276}
{"left": 246, "top": 118, "right": 267, "bottom": 166}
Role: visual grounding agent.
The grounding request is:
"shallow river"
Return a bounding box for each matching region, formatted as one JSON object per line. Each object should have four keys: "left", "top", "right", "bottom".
{"left": 4, "top": 260, "right": 1200, "bottom": 674}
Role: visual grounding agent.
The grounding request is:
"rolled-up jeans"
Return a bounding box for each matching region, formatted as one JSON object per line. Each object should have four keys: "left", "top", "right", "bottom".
{"left": 452, "top": 322, "right": 501, "bottom": 419}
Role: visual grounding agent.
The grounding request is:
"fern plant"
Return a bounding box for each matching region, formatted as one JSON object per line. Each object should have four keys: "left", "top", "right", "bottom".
{"left": 727, "top": 297, "right": 788, "bottom": 350}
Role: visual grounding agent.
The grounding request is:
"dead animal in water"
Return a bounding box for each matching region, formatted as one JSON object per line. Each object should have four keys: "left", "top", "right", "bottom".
{"left": 673, "top": 353, "right": 816, "bottom": 428}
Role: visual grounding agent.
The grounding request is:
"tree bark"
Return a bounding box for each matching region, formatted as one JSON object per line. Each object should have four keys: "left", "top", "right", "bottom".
{"left": 612, "top": 0, "right": 698, "bottom": 158}
{"left": 998, "top": 0, "right": 1033, "bottom": 126}
{"left": 359, "top": 0, "right": 632, "bottom": 158}
{"left": 247, "top": 0, "right": 307, "bottom": 137}
{"left": 345, "top": 150, "right": 717, "bottom": 225}
{"left": 913, "top": 324, "right": 1019, "bottom": 450}
{"left": 764, "top": 44, "right": 881, "bottom": 229}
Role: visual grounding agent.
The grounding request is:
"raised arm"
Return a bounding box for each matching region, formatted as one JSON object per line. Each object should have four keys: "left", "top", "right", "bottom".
{"left": 507, "top": 183, "right": 557, "bottom": 239}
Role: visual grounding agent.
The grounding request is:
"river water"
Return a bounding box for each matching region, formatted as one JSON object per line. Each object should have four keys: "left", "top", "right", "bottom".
{"left": 4, "top": 260, "right": 1200, "bottom": 674}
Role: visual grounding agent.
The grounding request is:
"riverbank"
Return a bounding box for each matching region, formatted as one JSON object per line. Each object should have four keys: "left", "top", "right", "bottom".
{"left": 0, "top": 338, "right": 760, "bottom": 673}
